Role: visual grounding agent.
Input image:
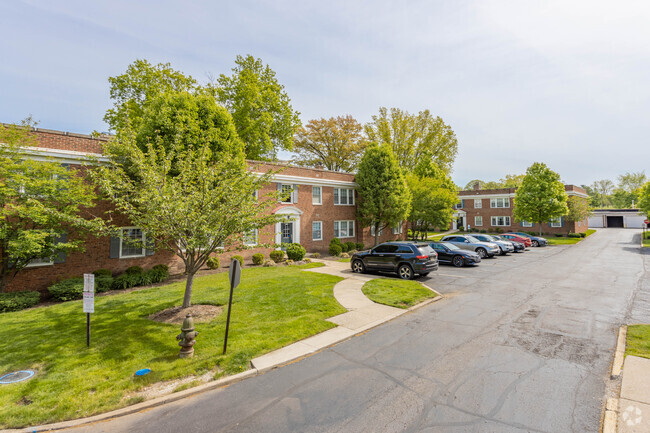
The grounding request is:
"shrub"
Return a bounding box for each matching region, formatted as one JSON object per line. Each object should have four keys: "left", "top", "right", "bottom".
{"left": 568, "top": 233, "right": 581, "bottom": 238}
{"left": 480, "top": 229, "right": 487, "bottom": 233}
{"left": 330, "top": 237, "right": 342, "bottom": 246}
{"left": 0, "top": 291, "right": 40, "bottom": 313}
{"left": 285, "top": 259, "right": 294, "bottom": 266}
{"left": 232, "top": 255, "right": 244, "bottom": 266}
{"left": 458, "top": 225, "right": 464, "bottom": 231}
{"left": 92, "top": 269, "right": 112, "bottom": 278}
{"left": 304, "top": 258, "right": 312, "bottom": 263}
{"left": 111, "top": 273, "right": 140, "bottom": 290}
{"left": 340, "top": 252, "right": 350, "bottom": 258}
{"left": 554, "top": 233, "right": 564, "bottom": 237}
{"left": 344, "top": 242, "right": 356, "bottom": 252}
{"left": 579, "top": 232, "right": 586, "bottom": 238}
{"left": 95, "top": 276, "right": 114, "bottom": 293}
{"left": 125, "top": 266, "right": 143, "bottom": 276}
{"left": 269, "top": 250, "right": 284, "bottom": 263}
{"left": 263, "top": 259, "right": 275, "bottom": 267}
{"left": 48, "top": 278, "right": 84, "bottom": 301}
{"left": 206, "top": 256, "right": 220, "bottom": 270}
{"left": 151, "top": 264, "right": 170, "bottom": 282}
{"left": 356, "top": 242, "right": 364, "bottom": 250}
{"left": 311, "top": 252, "right": 321, "bottom": 258}
{"left": 286, "top": 243, "right": 306, "bottom": 261}
{"left": 252, "top": 253, "right": 265, "bottom": 265}
{"left": 329, "top": 244, "right": 342, "bottom": 256}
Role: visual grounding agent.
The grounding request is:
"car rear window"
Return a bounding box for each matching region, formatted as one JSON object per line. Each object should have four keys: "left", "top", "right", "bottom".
{"left": 417, "top": 246, "right": 435, "bottom": 255}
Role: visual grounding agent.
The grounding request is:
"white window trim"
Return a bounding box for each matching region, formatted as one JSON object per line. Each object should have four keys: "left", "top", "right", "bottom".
{"left": 26, "top": 257, "right": 54, "bottom": 267}
{"left": 521, "top": 221, "right": 533, "bottom": 227}
{"left": 334, "top": 220, "right": 355, "bottom": 238}
{"left": 549, "top": 218, "right": 562, "bottom": 228}
{"left": 474, "top": 216, "right": 483, "bottom": 226}
{"left": 243, "top": 229, "right": 258, "bottom": 246}
{"left": 333, "top": 188, "right": 355, "bottom": 206}
{"left": 392, "top": 223, "right": 403, "bottom": 235}
{"left": 474, "top": 199, "right": 482, "bottom": 208}
{"left": 120, "top": 227, "right": 146, "bottom": 259}
{"left": 312, "top": 186, "right": 322, "bottom": 205}
{"left": 490, "top": 216, "right": 511, "bottom": 227}
{"left": 490, "top": 197, "right": 510, "bottom": 208}
{"left": 279, "top": 183, "right": 297, "bottom": 204}
{"left": 312, "top": 221, "right": 323, "bottom": 241}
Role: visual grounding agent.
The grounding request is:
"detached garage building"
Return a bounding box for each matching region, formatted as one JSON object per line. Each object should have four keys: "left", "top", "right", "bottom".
{"left": 588, "top": 209, "right": 647, "bottom": 228}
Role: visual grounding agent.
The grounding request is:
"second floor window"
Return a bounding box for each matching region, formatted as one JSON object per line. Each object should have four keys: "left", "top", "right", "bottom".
{"left": 334, "top": 188, "right": 354, "bottom": 205}
{"left": 490, "top": 197, "right": 510, "bottom": 208}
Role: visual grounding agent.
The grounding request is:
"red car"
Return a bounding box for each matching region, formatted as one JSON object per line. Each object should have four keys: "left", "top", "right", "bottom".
{"left": 501, "top": 233, "right": 532, "bottom": 247}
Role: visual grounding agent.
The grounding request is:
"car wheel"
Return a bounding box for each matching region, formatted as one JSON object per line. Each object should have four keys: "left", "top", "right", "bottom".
{"left": 499, "top": 247, "right": 507, "bottom": 256}
{"left": 452, "top": 255, "right": 465, "bottom": 267}
{"left": 476, "top": 248, "right": 487, "bottom": 258}
{"left": 532, "top": 240, "right": 539, "bottom": 247}
{"left": 398, "top": 264, "right": 414, "bottom": 280}
{"left": 351, "top": 260, "right": 366, "bottom": 274}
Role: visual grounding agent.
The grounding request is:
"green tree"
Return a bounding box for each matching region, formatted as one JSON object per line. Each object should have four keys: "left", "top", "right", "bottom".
{"left": 618, "top": 171, "right": 647, "bottom": 193}
{"left": 364, "top": 107, "right": 458, "bottom": 173}
{"left": 292, "top": 115, "right": 367, "bottom": 172}
{"left": 581, "top": 184, "right": 602, "bottom": 208}
{"left": 356, "top": 143, "right": 411, "bottom": 246}
{"left": 463, "top": 174, "right": 524, "bottom": 191}
{"left": 592, "top": 179, "right": 614, "bottom": 208}
{"left": 513, "top": 162, "right": 568, "bottom": 236}
{"left": 610, "top": 189, "right": 638, "bottom": 209}
{"left": 92, "top": 135, "right": 283, "bottom": 308}
{"left": 104, "top": 59, "right": 198, "bottom": 132}
{"left": 565, "top": 196, "right": 591, "bottom": 234}
{"left": 638, "top": 182, "right": 650, "bottom": 217}
{"left": 0, "top": 121, "right": 102, "bottom": 292}
{"left": 216, "top": 55, "right": 301, "bottom": 160}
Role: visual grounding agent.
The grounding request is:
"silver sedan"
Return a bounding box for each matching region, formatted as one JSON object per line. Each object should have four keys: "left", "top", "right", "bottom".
{"left": 471, "top": 234, "right": 515, "bottom": 255}
{"left": 440, "top": 235, "right": 501, "bottom": 258}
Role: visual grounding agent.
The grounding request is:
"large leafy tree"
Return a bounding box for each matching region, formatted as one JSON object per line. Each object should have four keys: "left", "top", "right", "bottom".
{"left": 92, "top": 135, "right": 282, "bottom": 308}
{"left": 364, "top": 107, "right": 458, "bottom": 173}
{"left": 618, "top": 171, "right": 647, "bottom": 193}
{"left": 591, "top": 179, "right": 614, "bottom": 208}
{"left": 565, "top": 196, "right": 591, "bottom": 234}
{"left": 638, "top": 182, "right": 650, "bottom": 217}
{"left": 463, "top": 174, "right": 525, "bottom": 191}
{"left": 216, "top": 55, "right": 301, "bottom": 160}
{"left": 292, "top": 115, "right": 367, "bottom": 172}
{"left": 513, "top": 162, "right": 568, "bottom": 236}
{"left": 356, "top": 143, "right": 411, "bottom": 246}
{"left": 0, "top": 121, "right": 102, "bottom": 292}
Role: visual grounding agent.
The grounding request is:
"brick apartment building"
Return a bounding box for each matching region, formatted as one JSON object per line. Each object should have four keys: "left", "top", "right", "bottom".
{"left": 451, "top": 183, "right": 589, "bottom": 234}
{"left": 7, "top": 128, "right": 407, "bottom": 293}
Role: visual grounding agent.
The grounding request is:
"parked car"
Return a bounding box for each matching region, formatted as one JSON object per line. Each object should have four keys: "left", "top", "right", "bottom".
{"left": 430, "top": 242, "right": 481, "bottom": 267}
{"left": 508, "top": 232, "right": 548, "bottom": 247}
{"left": 439, "top": 234, "right": 500, "bottom": 258}
{"left": 350, "top": 241, "right": 438, "bottom": 279}
{"left": 470, "top": 234, "right": 514, "bottom": 255}
{"left": 491, "top": 235, "right": 526, "bottom": 252}
{"left": 500, "top": 233, "right": 532, "bottom": 248}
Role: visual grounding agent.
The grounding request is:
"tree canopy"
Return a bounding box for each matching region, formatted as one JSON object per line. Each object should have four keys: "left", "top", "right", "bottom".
{"left": 292, "top": 115, "right": 366, "bottom": 172}
{"left": 463, "top": 174, "right": 525, "bottom": 191}
{"left": 216, "top": 55, "right": 301, "bottom": 160}
{"left": 639, "top": 182, "right": 650, "bottom": 217}
{"left": 355, "top": 143, "right": 411, "bottom": 246}
{"left": 364, "top": 107, "right": 458, "bottom": 173}
{"left": 565, "top": 196, "right": 591, "bottom": 234}
{"left": 513, "top": 162, "right": 568, "bottom": 235}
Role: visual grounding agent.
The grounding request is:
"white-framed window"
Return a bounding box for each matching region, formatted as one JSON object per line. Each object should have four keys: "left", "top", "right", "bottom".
{"left": 474, "top": 216, "right": 483, "bottom": 226}
{"left": 312, "top": 186, "right": 322, "bottom": 205}
{"left": 521, "top": 221, "right": 533, "bottom": 227}
{"left": 334, "top": 188, "right": 355, "bottom": 205}
{"left": 312, "top": 221, "right": 323, "bottom": 241}
{"left": 392, "top": 222, "right": 403, "bottom": 235}
{"left": 490, "top": 197, "right": 510, "bottom": 208}
{"left": 491, "top": 216, "right": 511, "bottom": 227}
{"left": 454, "top": 200, "right": 464, "bottom": 209}
{"left": 549, "top": 218, "right": 562, "bottom": 228}
{"left": 121, "top": 227, "right": 146, "bottom": 258}
{"left": 278, "top": 183, "right": 296, "bottom": 204}
{"left": 26, "top": 256, "right": 54, "bottom": 267}
{"left": 474, "top": 199, "right": 482, "bottom": 208}
{"left": 334, "top": 220, "right": 355, "bottom": 238}
{"left": 370, "top": 224, "right": 383, "bottom": 237}
{"left": 243, "top": 229, "right": 258, "bottom": 246}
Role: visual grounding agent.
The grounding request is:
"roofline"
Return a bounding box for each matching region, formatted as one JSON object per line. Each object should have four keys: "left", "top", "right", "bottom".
{"left": 2, "top": 123, "right": 112, "bottom": 142}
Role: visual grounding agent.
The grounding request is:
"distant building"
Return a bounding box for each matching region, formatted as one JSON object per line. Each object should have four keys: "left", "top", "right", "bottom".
{"left": 588, "top": 209, "right": 646, "bottom": 228}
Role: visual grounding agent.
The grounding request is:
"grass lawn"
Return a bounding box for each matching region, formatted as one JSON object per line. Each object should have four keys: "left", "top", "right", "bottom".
{"left": 643, "top": 231, "right": 650, "bottom": 248}
{"left": 546, "top": 229, "right": 596, "bottom": 245}
{"left": 361, "top": 278, "right": 438, "bottom": 309}
{"left": 626, "top": 325, "right": 650, "bottom": 359}
{"left": 0, "top": 263, "right": 345, "bottom": 428}
{"left": 338, "top": 258, "right": 351, "bottom": 263}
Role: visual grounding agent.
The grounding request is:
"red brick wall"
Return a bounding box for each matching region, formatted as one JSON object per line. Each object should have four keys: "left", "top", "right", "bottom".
{"left": 29, "top": 128, "right": 107, "bottom": 153}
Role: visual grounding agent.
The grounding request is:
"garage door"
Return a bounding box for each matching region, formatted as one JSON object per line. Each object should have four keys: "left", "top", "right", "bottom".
{"left": 607, "top": 216, "right": 624, "bottom": 228}
{"left": 625, "top": 215, "right": 646, "bottom": 228}
{"left": 588, "top": 215, "right": 604, "bottom": 228}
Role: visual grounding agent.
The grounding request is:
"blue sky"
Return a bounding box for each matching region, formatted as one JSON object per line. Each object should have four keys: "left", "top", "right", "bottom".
{"left": 1, "top": 0, "right": 648, "bottom": 188}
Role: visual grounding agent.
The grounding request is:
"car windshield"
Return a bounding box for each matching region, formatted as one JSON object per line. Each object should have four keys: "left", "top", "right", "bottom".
{"left": 439, "top": 242, "right": 460, "bottom": 250}
{"left": 467, "top": 236, "right": 481, "bottom": 243}
{"left": 491, "top": 235, "right": 502, "bottom": 240}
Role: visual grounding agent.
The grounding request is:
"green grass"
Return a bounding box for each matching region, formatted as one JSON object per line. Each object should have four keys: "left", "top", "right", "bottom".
{"left": 643, "top": 231, "right": 650, "bottom": 247}
{"left": 626, "top": 325, "right": 650, "bottom": 359}
{"left": 361, "top": 278, "right": 438, "bottom": 309}
{"left": 546, "top": 229, "right": 596, "bottom": 245}
{"left": 0, "top": 263, "right": 345, "bottom": 428}
{"left": 338, "top": 258, "right": 351, "bottom": 263}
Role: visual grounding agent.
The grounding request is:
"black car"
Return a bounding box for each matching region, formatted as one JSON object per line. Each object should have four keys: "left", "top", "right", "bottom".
{"left": 350, "top": 241, "right": 438, "bottom": 279}
{"left": 430, "top": 242, "right": 481, "bottom": 267}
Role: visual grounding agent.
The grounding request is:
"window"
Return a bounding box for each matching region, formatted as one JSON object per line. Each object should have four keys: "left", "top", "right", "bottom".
{"left": 490, "top": 197, "right": 510, "bottom": 208}
{"left": 374, "top": 244, "right": 398, "bottom": 253}
{"left": 491, "top": 216, "right": 511, "bottom": 226}
{"left": 334, "top": 220, "right": 355, "bottom": 238}
{"left": 549, "top": 218, "right": 562, "bottom": 228}
{"left": 312, "top": 186, "right": 322, "bottom": 205}
{"left": 396, "top": 245, "right": 413, "bottom": 253}
{"left": 334, "top": 188, "right": 355, "bottom": 205}
{"left": 26, "top": 256, "right": 53, "bottom": 267}
{"left": 278, "top": 183, "right": 296, "bottom": 203}
{"left": 474, "top": 216, "right": 483, "bottom": 226}
{"left": 392, "top": 223, "right": 403, "bottom": 235}
{"left": 474, "top": 199, "right": 482, "bottom": 208}
{"left": 121, "top": 228, "right": 145, "bottom": 258}
{"left": 312, "top": 221, "right": 322, "bottom": 241}
{"left": 243, "top": 229, "right": 257, "bottom": 246}
{"left": 370, "top": 224, "right": 383, "bottom": 237}
{"left": 521, "top": 221, "right": 533, "bottom": 227}
{"left": 454, "top": 200, "right": 465, "bottom": 209}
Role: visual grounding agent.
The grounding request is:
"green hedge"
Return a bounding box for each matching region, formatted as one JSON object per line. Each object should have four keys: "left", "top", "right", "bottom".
{"left": 48, "top": 278, "right": 84, "bottom": 301}
{"left": 0, "top": 291, "right": 40, "bottom": 313}
{"left": 286, "top": 243, "right": 306, "bottom": 261}
{"left": 206, "top": 257, "right": 220, "bottom": 269}
{"left": 269, "top": 250, "right": 284, "bottom": 263}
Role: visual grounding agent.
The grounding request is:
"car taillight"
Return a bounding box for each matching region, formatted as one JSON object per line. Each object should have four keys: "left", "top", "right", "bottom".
{"left": 416, "top": 255, "right": 428, "bottom": 259}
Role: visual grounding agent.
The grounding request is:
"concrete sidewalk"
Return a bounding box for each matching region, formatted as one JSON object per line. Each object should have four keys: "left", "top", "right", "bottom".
{"left": 618, "top": 356, "right": 650, "bottom": 432}
{"left": 250, "top": 260, "right": 440, "bottom": 371}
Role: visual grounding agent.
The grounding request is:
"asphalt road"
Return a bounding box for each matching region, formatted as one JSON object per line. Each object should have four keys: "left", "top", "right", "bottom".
{"left": 70, "top": 229, "right": 649, "bottom": 433}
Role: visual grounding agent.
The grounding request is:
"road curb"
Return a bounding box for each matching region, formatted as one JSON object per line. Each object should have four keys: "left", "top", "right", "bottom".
{"left": 611, "top": 325, "right": 627, "bottom": 379}
{"left": 602, "top": 398, "right": 618, "bottom": 433}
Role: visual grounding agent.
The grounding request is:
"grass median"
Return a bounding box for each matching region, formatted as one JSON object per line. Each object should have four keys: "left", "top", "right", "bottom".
{"left": 643, "top": 231, "right": 650, "bottom": 248}
{"left": 626, "top": 325, "right": 650, "bottom": 359}
{"left": 361, "top": 278, "right": 438, "bottom": 309}
{"left": 0, "top": 263, "right": 345, "bottom": 428}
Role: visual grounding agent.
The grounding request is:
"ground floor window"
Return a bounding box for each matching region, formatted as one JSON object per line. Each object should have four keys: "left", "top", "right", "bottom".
{"left": 474, "top": 216, "right": 483, "bottom": 226}
{"left": 549, "top": 218, "right": 562, "bottom": 228}
{"left": 121, "top": 227, "right": 145, "bottom": 258}
{"left": 243, "top": 229, "right": 258, "bottom": 246}
{"left": 370, "top": 224, "right": 383, "bottom": 237}
{"left": 312, "top": 221, "right": 322, "bottom": 241}
{"left": 26, "top": 256, "right": 53, "bottom": 267}
{"left": 334, "top": 220, "right": 355, "bottom": 238}
{"left": 491, "top": 216, "right": 511, "bottom": 227}
{"left": 392, "top": 222, "right": 403, "bottom": 235}
{"left": 521, "top": 221, "right": 533, "bottom": 227}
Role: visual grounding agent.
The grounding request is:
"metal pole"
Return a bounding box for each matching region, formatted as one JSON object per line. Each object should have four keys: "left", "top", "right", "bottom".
{"left": 86, "top": 313, "right": 90, "bottom": 347}
{"left": 222, "top": 271, "right": 235, "bottom": 355}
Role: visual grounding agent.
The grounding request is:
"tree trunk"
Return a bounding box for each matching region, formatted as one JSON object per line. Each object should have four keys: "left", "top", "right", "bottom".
{"left": 182, "top": 271, "right": 195, "bottom": 308}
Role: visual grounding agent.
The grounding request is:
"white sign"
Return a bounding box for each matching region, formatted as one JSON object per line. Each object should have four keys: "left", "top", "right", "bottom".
{"left": 83, "top": 273, "right": 95, "bottom": 313}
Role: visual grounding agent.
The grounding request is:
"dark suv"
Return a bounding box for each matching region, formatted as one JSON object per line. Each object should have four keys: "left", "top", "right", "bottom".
{"left": 350, "top": 241, "right": 438, "bottom": 279}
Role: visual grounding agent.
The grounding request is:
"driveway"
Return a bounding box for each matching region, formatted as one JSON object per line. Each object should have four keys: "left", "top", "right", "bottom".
{"left": 69, "top": 229, "right": 649, "bottom": 433}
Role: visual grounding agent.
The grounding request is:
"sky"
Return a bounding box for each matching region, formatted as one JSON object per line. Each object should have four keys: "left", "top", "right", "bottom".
{"left": 1, "top": 0, "right": 648, "bottom": 188}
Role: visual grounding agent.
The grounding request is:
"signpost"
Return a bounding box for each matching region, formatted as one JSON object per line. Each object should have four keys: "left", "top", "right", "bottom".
{"left": 83, "top": 273, "right": 95, "bottom": 347}
{"left": 223, "top": 259, "right": 241, "bottom": 355}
